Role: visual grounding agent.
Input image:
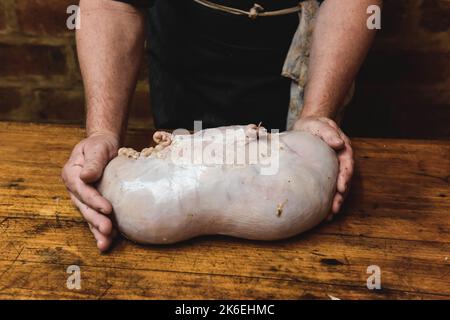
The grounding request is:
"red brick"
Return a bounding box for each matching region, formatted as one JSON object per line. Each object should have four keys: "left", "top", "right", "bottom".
{"left": 0, "top": 5, "right": 6, "bottom": 32}
{"left": 35, "top": 89, "right": 85, "bottom": 123}
{"left": 69, "top": 44, "right": 83, "bottom": 84}
{"left": 16, "top": 0, "right": 76, "bottom": 35}
{"left": 0, "top": 44, "right": 67, "bottom": 77}
{"left": 420, "top": 0, "right": 450, "bottom": 32}
{"left": 0, "top": 88, "right": 22, "bottom": 117}
{"left": 33, "top": 89, "right": 153, "bottom": 126}
{"left": 35, "top": 88, "right": 154, "bottom": 127}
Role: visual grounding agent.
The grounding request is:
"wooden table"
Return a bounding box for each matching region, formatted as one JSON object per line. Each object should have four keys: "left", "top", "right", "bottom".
{"left": 0, "top": 121, "right": 449, "bottom": 300}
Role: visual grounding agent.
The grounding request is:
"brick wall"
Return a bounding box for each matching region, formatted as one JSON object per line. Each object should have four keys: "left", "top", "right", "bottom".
{"left": 0, "top": 0, "right": 153, "bottom": 129}
{"left": 0, "top": 0, "right": 449, "bottom": 138}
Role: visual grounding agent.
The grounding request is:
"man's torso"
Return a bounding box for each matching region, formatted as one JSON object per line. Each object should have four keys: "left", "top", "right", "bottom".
{"left": 121, "top": 0, "right": 303, "bottom": 130}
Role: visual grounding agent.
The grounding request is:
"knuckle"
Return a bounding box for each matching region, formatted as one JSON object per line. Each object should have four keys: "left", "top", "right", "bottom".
{"left": 327, "top": 119, "right": 338, "bottom": 127}
{"left": 83, "top": 162, "right": 97, "bottom": 171}
{"left": 85, "top": 160, "right": 103, "bottom": 172}
{"left": 343, "top": 170, "right": 352, "bottom": 179}
{"left": 74, "top": 141, "right": 86, "bottom": 153}
{"left": 85, "top": 194, "right": 94, "bottom": 204}
{"left": 91, "top": 158, "right": 102, "bottom": 165}
{"left": 83, "top": 214, "right": 95, "bottom": 226}
{"left": 79, "top": 203, "right": 93, "bottom": 219}
{"left": 71, "top": 189, "right": 82, "bottom": 202}
{"left": 323, "top": 127, "right": 337, "bottom": 137}
{"left": 71, "top": 198, "right": 84, "bottom": 213}
{"left": 340, "top": 148, "right": 353, "bottom": 159}
{"left": 343, "top": 165, "right": 354, "bottom": 178}
{"left": 86, "top": 193, "right": 100, "bottom": 206}
{"left": 90, "top": 142, "right": 109, "bottom": 154}
{"left": 62, "top": 175, "right": 75, "bottom": 191}
{"left": 80, "top": 210, "right": 96, "bottom": 222}
{"left": 72, "top": 181, "right": 85, "bottom": 197}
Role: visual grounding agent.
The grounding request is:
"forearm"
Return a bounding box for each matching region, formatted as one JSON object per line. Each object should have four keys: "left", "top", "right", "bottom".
{"left": 301, "top": 0, "right": 382, "bottom": 120}
{"left": 77, "top": 0, "right": 146, "bottom": 140}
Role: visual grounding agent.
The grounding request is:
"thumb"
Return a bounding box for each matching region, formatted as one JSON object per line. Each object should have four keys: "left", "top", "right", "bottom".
{"left": 80, "top": 142, "right": 111, "bottom": 183}
{"left": 327, "top": 135, "right": 345, "bottom": 150}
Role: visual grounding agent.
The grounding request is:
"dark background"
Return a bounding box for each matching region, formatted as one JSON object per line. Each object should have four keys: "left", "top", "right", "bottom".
{"left": 0, "top": 0, "right": 449, "bottom": 139}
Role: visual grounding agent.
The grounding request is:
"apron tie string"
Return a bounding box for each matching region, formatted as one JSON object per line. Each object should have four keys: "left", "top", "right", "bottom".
{"left": 192, "top": 0, "right": 302, "bottom": 19}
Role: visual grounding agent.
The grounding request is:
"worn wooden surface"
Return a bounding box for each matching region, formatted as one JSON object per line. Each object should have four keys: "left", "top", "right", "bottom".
{"left": 0, "top": 121, "right": 449, "bottom": 300}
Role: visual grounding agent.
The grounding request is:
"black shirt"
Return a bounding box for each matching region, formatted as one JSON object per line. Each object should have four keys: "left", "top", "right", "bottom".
{"left": 115, "top": 0, "right": 313, "bottom": 130}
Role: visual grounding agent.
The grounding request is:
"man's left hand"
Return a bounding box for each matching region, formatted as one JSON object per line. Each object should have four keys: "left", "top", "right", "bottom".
{"left": 293, "top": 116, "right": 354, "bottom": 219}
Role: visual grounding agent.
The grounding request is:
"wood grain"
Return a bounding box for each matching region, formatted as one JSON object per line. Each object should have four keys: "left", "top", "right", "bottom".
{"left": 0, "top": 121, "right": 449, "bottom": 299}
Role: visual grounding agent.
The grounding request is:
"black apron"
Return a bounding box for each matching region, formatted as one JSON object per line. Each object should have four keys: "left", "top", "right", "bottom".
{"left": 117, "top": 0, "right": 307, "bottom": 130}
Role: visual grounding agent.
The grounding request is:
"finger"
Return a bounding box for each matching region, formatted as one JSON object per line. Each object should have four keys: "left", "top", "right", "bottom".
{"left": 336, "top": 138, "right": 354, "bottom": 194}
{"left": 316, "top": 126, "right": 345, "bottom": 149}
{"left": 70, "top": 193, "right": 113, "bottom": 235}
{"left": 331, "top": 192, "right": 345, "bottom": 215}
{"left": 80, "top": 141, "right": 111, "bottom": 183}
{"left": 337, "top": 155, "right": 354, "bottom": 194}
{"left": 62, "top": 161, "right": 84, "bottom": 194}
{"left": 321, "top": 117, "right": 340, "bottom": 131}
{"left": 61, "top": 144, "right": 85, "bottom": 186}
{"left": 89, "top": 224, "right": 113, "bottom": 252}
{"left": 68, "top": 142, "right": 85, "bottom": 163}
{"left": 76, "top": 179, "right": 113, "bottom": 214}
{"left": 66, "top": 164, "right": 112, "bottom": 214}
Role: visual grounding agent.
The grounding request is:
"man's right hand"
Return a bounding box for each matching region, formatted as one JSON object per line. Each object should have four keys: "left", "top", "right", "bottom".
{"left": 61, "top": 132, "right": 120, "bottom": 252}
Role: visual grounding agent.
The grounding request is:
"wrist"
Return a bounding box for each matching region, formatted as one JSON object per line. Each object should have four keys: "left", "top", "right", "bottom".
{"left": 85, "top": 105, "right": 128, "bottom": 144}
{"left": 299, "top": 101, "right": 336, "bottom": 119}
{"left": 87, "top": 129, "right": 121, "bottom": 144}
{"left": 300, "top": 85, "right": 349, "bottom": 121}
{"left": 298, "top": 112, "right": 334, "bottom": 122}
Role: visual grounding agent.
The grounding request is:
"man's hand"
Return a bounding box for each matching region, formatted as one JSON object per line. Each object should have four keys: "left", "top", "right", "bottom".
{"left": 62, "top": 132, "right": 119, "bottom": 251}
{"left": 69, "top": 0, "right": 146, "bottom": 251}
{"left": 293, "top": 116, "right": 354, "bottom": 218}
{"left": 294, "top": 0, "right": 378, "bottom": 217}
